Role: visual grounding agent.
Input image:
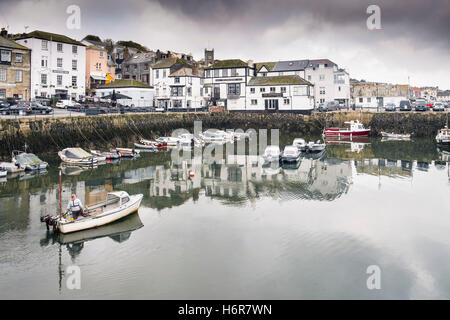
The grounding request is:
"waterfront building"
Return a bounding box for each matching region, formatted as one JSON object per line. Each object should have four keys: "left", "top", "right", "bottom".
{"left": 0, "top": 30, "right": 31, "bottom": 100}
{"left": 202, "top": 59, "right": 255, "bottom": 111}
{"left": 121, "top": 52, "right": 156, "bottom": 85}
{"left": 245, "top": 75, "right": 314, "bottom": 113}
{"left": 85, "top": 45, "right": 115, "bottom": 95}
{"left": 95, "top": 79, "right": 154, "bottom": 107}
{"left": 15, "top": 30, "right": 86, "bottom": 100}
{"left": 437, "top": 90, "right": 450, "bottom": 101}
{"left": 255, "top": 59, "right": 350, "bottom": 107}
{"left": 351, "top": 80, "right": 409, "bottom": 109}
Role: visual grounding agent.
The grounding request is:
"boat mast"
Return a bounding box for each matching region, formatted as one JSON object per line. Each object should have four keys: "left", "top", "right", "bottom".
{"left": 59, "top": 170, "right": 62, "bottom": 220}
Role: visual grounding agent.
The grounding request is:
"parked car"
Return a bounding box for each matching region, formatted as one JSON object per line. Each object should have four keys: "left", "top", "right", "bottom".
{"left": 433, "top": 102, "right": 445, "bottom": 112}
{"left": 384, "top": 103, "right": 396, "bottom": 112}
{"left": 5, "top": 104, "right": 32, "bottom": 115}
{"left": 154, "top": 107, "right": 166, "bottom": 113}
{"left": 399, "top": 100, "right": 412, "bottom": 111}
{"left": 29, "top": 102, "right": 53, "bottom": 114}
{"left": 55, "top": 100, "right": 65, "bottom": 108}
{"left": 318, "top": 101, "right": 340, "bottom": 112}
{"left": 415, "top": 102, "right": 428, "bottom": 112}
{"left": 0, "top": 100, "right": 10, "bottom": 109}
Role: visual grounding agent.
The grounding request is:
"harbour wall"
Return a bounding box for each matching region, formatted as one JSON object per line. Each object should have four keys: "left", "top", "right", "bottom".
{"left": 0, "top": 111, "right": 448, "bottom": 158}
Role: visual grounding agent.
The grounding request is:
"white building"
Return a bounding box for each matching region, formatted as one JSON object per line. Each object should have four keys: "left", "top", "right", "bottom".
{"left": 166, "top": 66, "right": 204, "bottom": 111}
{"left": 203, "top": 59, "right": 255, "bottom": 110}
{"left": 245, "top": 75, "right": 314, "bottom": 113}
{"left": 95, "top": 79, "right": 154, "bottom": 107}
{"left": 437, "top": 90, "right": 450, "bottom": 101}
{"left": 255, "top": 59, "right": 350, "bottom": 107}
{"left": 15, "top": 30, "right": 86, "bottom": 100}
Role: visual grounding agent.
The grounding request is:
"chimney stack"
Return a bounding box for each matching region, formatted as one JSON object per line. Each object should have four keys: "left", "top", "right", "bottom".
{"left": 0, "top": 28, "right": 8, "bottom": 38}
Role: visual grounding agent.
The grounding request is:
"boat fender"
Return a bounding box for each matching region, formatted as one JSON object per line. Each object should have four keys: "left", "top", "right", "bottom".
{"left": 189, "top": 171, "right": 195, "bottom": 178}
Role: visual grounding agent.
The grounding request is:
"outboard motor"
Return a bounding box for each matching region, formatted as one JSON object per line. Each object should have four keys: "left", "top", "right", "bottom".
{"left": 40, "top": 215, "right": 58, "bottom": 231}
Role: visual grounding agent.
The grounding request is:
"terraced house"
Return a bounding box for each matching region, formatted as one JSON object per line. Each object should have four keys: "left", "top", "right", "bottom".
{"left": 246, "top": 76, "right": 314, "bottom": 113}
{"left": 0, "top": 30, "right": 31, "bottom": 100}
{"left": 203, "top": 59, "right": 255, "bottom": 110}
{"left": 15, "top": 30, "right": 86, "bottom": 100}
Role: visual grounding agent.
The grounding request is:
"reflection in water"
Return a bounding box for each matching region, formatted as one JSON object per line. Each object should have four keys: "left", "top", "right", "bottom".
{"left": 1, "top": 137, "right": 450, "bottom": 299}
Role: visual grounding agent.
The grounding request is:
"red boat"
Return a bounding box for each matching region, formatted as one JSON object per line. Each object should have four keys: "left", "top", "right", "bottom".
{"left": 323, "top": 120, "right": 371, "bottom": 137}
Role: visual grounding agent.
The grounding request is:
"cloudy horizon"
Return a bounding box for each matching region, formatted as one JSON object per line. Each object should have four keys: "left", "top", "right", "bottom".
{"left": 1, "top": 0, "right": 449, "bottom": 89}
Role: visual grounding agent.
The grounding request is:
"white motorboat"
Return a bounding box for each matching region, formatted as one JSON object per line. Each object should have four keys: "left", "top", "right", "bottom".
{"left": 0, "top": 161, "right": 24, "bottom": 173}
{"left": 155, "top": 137, "right": 180, "bottom": 147}
{"left": 281, "top": 145, "right": 301, "bottom": 163}
{"left": 59, "top": 148, "right": 98, "bottom": 165}
{"left": 292, "top": 138, "right": 308, "bottom": 152}
{"left": 133, "top": 142, "right": 158, "bottom": 150}
{"left": 12, "top": 151, "right": 48, "bottom": 171}
{"left": 41, "top": 191, "right": 144, "bottom": 234}
{"left": 381, "top": 132, "right": 413, "bottom": 140}
{"left": 199, "top": 129, "right": 234, "bottom": 143}
{"left": 436, "top": 126, "right": 450, "bottom": 146}
{"left": 112, "top": 148, "right": 140, "bottom": 158}
{"left": 307, "top": 140, "right": 326, "bottom": 153}
{"left": 0, "top": 169, "right": 7, "bottom": 178}
{"left": 262, "top": 145, "right": 281, "bottom": 162}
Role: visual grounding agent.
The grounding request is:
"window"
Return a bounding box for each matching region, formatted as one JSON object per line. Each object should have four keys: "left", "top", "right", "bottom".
{"left": 270, "top": 87, "right": 276, "bottom": 93}
{"left": 0, "top": 89, "right": 6, "bottom": 98}
{"left": 187, "top": 87, "right": 192, "bottom": 96}
{"left": 228, "top": 83, "right": 240, "bottom": 96}
{"left": 293, "top": 86, "right": 308, "bottom": 96}
{"left": 205, "top": 70, "right": 211, "bottom": 78}
{"left": 214, "top": 69, "right": 219, "bottom": 77}
{"left": 187, "top": 100, "right": 191, "bottom": 108}
{"left": 57, "top": 43, "right": 63, "bottom": 52}
{"left": 15, "top": 53, "right": 23, "bottom": 63}
{"left": 367, "top": 98, "right": 371, "bottom": 103}
{"left": 42, "top": 40, "right": 48, "bottom": 50}
{"left": 261, "top": 73, "right": 267, "bottom": 77}
{"left": 230, "top": 69, "right": 237, "bottom": 76}
{"left": 163, "top": 70, "right": 166, "bottom": 77}
{"left": 251, "top": 99, "right": 257, "bottom": 105}
{"left": 265, "top": 99, "right": 278, "bottom": 110}
{"left": 174, "top": 77, "right": 180, "bottom": 84}
{"left": 319, "top": 87, "right": 325, "bottom": 95}
{"left": 308, "top": 75, "right": 312, "bottom": 81}
{"left": 144, "top": 63, "right": 149, "bottom": 70}
{"left": 72, "top": 46, "right": 77, "bottom": 54}
{"left": 222, "top": 69, "right": 228, "bottom": 77}
{"left": 0, "top": 50, "right": 11, "bottom": 63}
{"left": 171, "top": 87, "right": 183, "bottom": 97}
{"left": 57, "top": 75, "right": 63, "bottom": 86}
{"left": 100, "top": 51, "right": 103, "bottom": 57}
{"left": 57, "top": 58, "right": 63, "bottom": 68}
{"left": 359, "top": 98, "right": 363, "bottom": 103}
{"left": 15, "top": 70, "right": 22, "bottom": 83}
{"left": 260, "top": 88, "right": 266, "bottom": 93}
{"left": 41, "top": 56, "right": 48, "bottom": 67}
{"left": 284, "top": 98, "right": 290, "bottom": 105}
{"left": 72, "top": 76, "right": 77, "bottom": 87}
{"left": 319, "top": 74, "right": 325, "bottom": 81}
{"left": 41, "top": 74, "right": 47, "bottom": 85}
{"left": 250, "top": 88, "right": 255, "bottom": 94}
{"left": 72, "top": 60, "right": 77, "bottom": 70}
{"left": 0, "top": 68, "right": 6, "bottom": 82}
{"left": 281, "top": 87, "right": 286, "bottom": 93}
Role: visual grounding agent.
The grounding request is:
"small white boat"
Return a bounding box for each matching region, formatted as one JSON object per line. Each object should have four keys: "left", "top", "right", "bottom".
{"left": 307, "top": 140, "right": 326, "bottom": 153}
{"left": 137, "top": 139, "right": 167, "bottom": 149}
{"left": 155, "top": 137, "right": 179, "bottom": 147}
{"left": 12, "top": 151, "right": 48, "bottom": 171}
{"left": 0, "top": 161, "right": 24, "bottom": 173}
{"left": 112, "top": 148, "right": 140, "bottom": 158}
{"left": 134, "top": 142, "right": 158, "bottom": 150}
{"left": 381, "top": 132, "right": 413, "bottom": 140}
{"left": 281, "top": 145, "right": 301, "bottom": 163}
{"left": 42, "top": 191, "right": 144, "bottom": 234}
{"left": 199, "top": 129, "right": 234, "bottom": 143}
{"left": 436, "top": 126, "right": 450, "bottom": 146}
{"left": 59, "top": 148, "right": 98, "bottom": 165}
{"left": 262, "top": 145, "right": 281, "bottom": 162}
{"left": 292, "top": 138, "right": 308, "bottom": 152}
{"left": 90, "top": 150, "right": 120, "bottom": 160}
{"left": 0, "top": 169, "right": 7, "bottom": 178}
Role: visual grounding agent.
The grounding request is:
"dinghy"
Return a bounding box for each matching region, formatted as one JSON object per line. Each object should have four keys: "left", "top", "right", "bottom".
{"left": 307, "top": 140, "right": 326, "bottom": 153}
{"left": 12, "top": 151, "right": 48, "bottom": 171}
{"left": 262, "top": 145, "right": 281, "bottom": 162}
{"left": 41, "top": 191, "right": 144, "bottom": 234}
{"left": 281, "top": 145, "right": 301, "bottom": 163}
{"left": 112, "top": 148, "right": 140, "bottom": 158}
{"left": 381, "top": 132, "right": 413, "bottom": 140}
{"left": 90, "top": 150, "right": 120, "bottom": 160}
{"left": 59, "top": 148, "right": 98, "bottom": 165}
{"left": 0, "top": 168, "right": 6, "bottom": 178}
{"left": 436, "top": 126, "right": 450, "bottom": 146}
{"left": 292, "top": 138, "right": 308, "bottom": 152}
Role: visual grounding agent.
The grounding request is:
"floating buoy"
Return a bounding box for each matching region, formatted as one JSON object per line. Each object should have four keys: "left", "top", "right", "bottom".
{"left": 189, "top": 171, "right": 195, "bottom": 178}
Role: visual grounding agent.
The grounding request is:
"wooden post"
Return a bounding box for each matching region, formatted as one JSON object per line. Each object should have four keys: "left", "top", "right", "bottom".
{"left": 59, "top": 170, "right": 62, "bottom": 220}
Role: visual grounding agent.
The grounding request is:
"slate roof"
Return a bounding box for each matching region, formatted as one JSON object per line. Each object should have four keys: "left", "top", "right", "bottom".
{"left": 15, "top": 30, "right": 85, "bottom": 46}
{"left": 0, "top": 36, "right": 30, "bottom": 50}
{"left": 248, "top": 75, "right": 312, "bottom": 86}
{"left": 124, "top": 52, "right": 156, "bottom": 64}
{"left": 272, "top": 59, "right": 337, "bottom": 72}
{"left": 151, "top": 57, "right": 183, "bottom": 69}
{"left": 169, "top": 67, "right": 199, "bottom": 77}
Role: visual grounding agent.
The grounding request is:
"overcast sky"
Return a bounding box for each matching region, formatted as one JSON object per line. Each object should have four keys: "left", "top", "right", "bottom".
{"left": 1, "top": 0, "right": 449, "bottom": 89}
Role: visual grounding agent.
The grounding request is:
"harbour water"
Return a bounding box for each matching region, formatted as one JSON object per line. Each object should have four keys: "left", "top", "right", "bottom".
{"left": 1, "top": 137, "right": 449, "bottom": 299}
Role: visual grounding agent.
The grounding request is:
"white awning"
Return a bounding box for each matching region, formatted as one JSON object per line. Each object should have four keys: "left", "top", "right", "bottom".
{"left": 90, "top": 74, "right": 107, "bottom": 81}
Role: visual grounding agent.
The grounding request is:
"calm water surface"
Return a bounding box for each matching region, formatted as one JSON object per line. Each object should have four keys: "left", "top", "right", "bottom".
{"left": 1, "top": 137, "right": 449, "bottom": 299}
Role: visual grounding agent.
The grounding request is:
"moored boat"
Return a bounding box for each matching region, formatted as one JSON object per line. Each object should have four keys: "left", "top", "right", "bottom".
{"left": 281, "top": 145, "right": 301, "bottom": 163}
{"left": 381, "top": 132, "right": 413, "bottom": 140}
{"left": 112, "top": 148, "right": 140, "bottom": 158}
{"left": 292, "top": 138, "right": 308, "bottom": 152}
{"left": 0, "top": 168, "right": 7, "bottom": 178}
{"left": 262, "top": 145, "right": 281, "bottom": 162}
{"left": 155, "top": 137, "right": 179, "bottom": 147}
{"left": 90, "top": 150, "right": 120, "bottom": 160}
{"left": 307, "top": 140, "right": 326, "bottom": 153}
{"left": 12, "top": 151, "right": 48, "bottom": 171}
{"left": 323, "top": 120, "right": 371, "bottom": 137}
{"left": 58, "top": 148, "right": 98, "bottom": 165}
{"left": 41, "top": 191, "right": 144, "bottom": 234}
{"left": 436, "top": 126, "right": 450, "bottom": 146}
{"left": 199, "top": 129, "right": 234, "bottom": 143}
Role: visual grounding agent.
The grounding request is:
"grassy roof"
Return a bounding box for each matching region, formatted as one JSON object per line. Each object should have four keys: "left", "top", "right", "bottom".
{"left": 206, "top": 59, "right": 248, "bottom": 69}
{"left": 0, "top": 36, "right": 30, "bottom": 50}
{"left": 248, "top": 75, "right": 312, "bottom": 86}
{"left": 97, "top": 79, "right": 153, "bottom": 89}
{"left": 116, "top": 40, "right": 148, "bottom": 52}
{"left": 15, "top": 30, "right": 85, "bottom": 46}
{"left": 255, "top": 62, "right": 276, "bottom": 72}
